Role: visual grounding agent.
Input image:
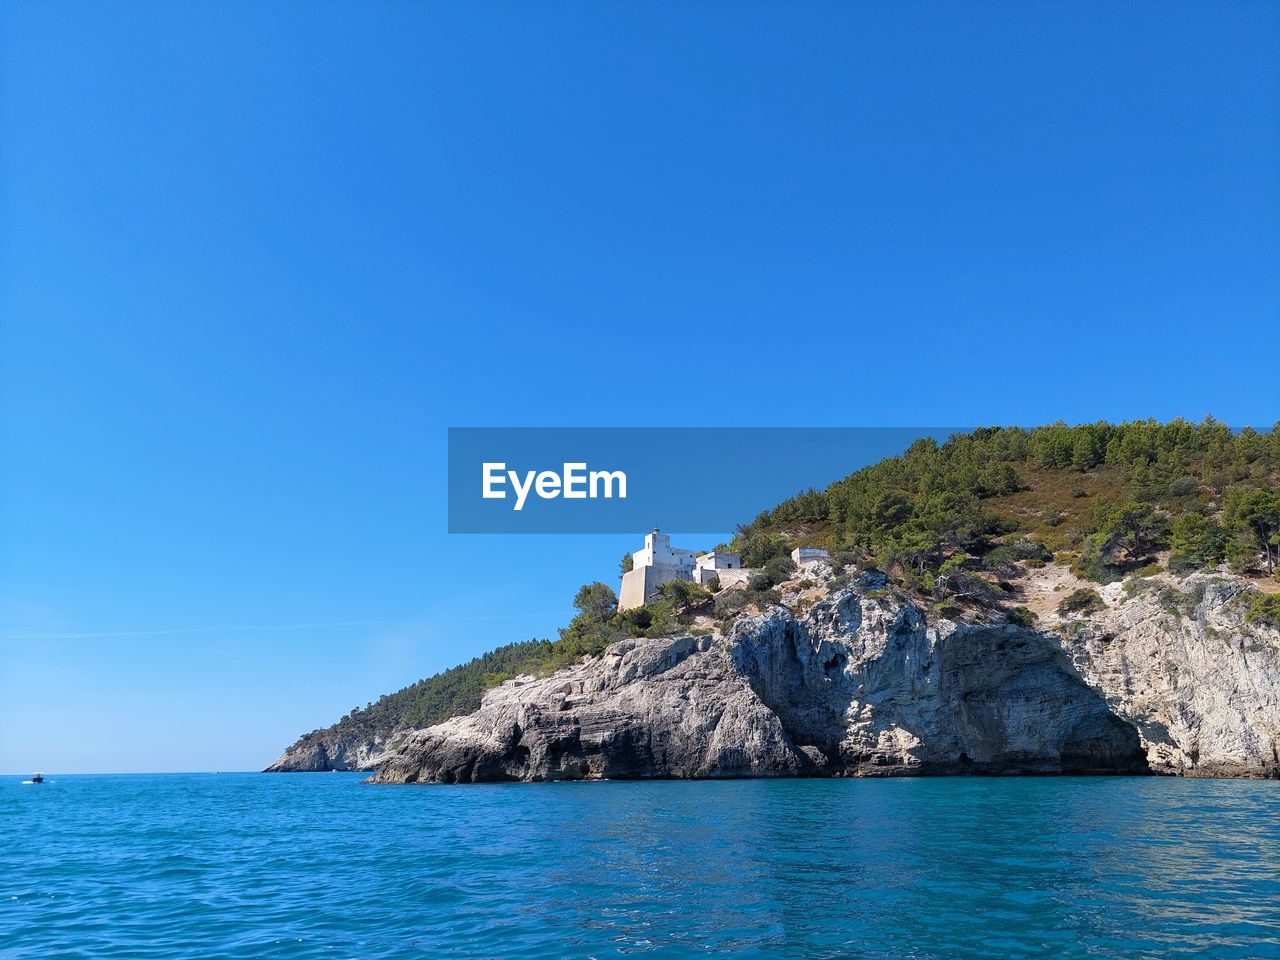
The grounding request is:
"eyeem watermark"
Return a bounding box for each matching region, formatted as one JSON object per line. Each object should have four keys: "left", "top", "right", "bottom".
{"left": 482, "top": 462, "right": 628, "bottom": 511}
{"left": 450, "top": 427, "right": 959, "bottom": 532}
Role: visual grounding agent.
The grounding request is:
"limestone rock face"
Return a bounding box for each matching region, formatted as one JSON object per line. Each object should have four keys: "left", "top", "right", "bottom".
{"left": 368, "top": 572, "right": 1280, "bottom": 783}
{"left": 1060, "top": 576, "right": 1280, "bottom": 778}
{"left": 265, "top": 732, "right": 390, "bottom": 773}
{"left": 370, "top": 633, "right": 811, "bottom": 783}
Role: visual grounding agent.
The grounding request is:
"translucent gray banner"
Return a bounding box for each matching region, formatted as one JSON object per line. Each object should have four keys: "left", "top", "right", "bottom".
{"left": 448, "top": 427, "right": 963, "bottom": 533}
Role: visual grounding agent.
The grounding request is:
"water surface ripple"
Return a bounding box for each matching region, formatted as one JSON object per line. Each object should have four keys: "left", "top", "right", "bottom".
{"left": 3, "top": 774, "right": 1279, "bottom": 958}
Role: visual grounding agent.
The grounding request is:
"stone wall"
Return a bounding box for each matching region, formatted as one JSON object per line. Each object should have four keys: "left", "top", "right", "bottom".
{"left": 694, "top": 567, "right": 753, "bottom": 588}
{"left": 620, "top": 563, "right": 692, "bottom": 610}
{"left": 791, "top": 547, "right": 830, "bottom": 566}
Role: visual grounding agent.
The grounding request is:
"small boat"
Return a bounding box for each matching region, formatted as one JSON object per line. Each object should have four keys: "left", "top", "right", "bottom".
{"left": 24, "top": 772, "right": 45, "bottom": 784}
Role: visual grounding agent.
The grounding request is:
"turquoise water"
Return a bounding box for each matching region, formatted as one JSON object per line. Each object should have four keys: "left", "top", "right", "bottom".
{"left": 3, "top": 774, "right": 1279, "bottom": 959}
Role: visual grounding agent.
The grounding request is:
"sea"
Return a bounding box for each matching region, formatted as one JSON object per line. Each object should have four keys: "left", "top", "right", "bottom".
{"left": 3, "top": 773, "right": 1279, "bottom": 959}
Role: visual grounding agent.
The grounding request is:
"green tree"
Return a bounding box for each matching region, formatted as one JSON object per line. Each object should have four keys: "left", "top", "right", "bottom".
{"left": 1224, "top": 487, "right": 1280, "bottom": 576}
{"left": 572, "top": 581, "right": 618, "bottom": 623}
{"left": 656, "top": 579, "right": 710, "bottom": 612}
{"left": 734, "top": 527, "right": 790, "bottom": 567}
{"left": 762, "top": 556, "right": 797, "bottom": 587}
{"left": 1169, "top": 513, "right": 1228, "bottom": 569}
{"left": 1071, "top": 430, "right": 1106, "bottom": 471}
{"left": 1094, "top": 501, "right": 1168, "bottom": 564}
{"left": 869, "top": 491, "right": 913, "bottom": 537}
{"left": 977, "top": 462, "right": 1021, "bottom": 497}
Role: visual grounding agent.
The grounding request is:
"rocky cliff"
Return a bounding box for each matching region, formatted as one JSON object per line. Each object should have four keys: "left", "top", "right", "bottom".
{"left": 265, "top": 730, "right": 392, "bottom": 773}
{"left": 367, "top": 568, "right": 1280, "bottom": 783}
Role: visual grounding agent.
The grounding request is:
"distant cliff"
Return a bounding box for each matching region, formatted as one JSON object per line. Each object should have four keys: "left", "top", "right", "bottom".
{"left": 265, "top": 639, "right": 553, "bottom": 772}
{"left": 369, "top": 568, "right": 1280, "bottom": 783}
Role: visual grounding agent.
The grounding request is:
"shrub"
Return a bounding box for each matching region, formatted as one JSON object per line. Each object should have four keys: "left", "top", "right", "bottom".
{"left": 935, "top": 599, "right": 963, "bottom": 619}
{"left": 763, "top": 556, "right": 797, "bottom": 587}
{"left": 1244, "top": 593, "right": 1280, "bottom": 629}
{"left": 1123, "top": 577, "right": 1158, "bottom": 599}
{"left": 1156, "top": 585, "right": 1193, "bottom": 617}
{"left": 1016, "top": 537, "right": 1052, "bottom": 561}
{"left": 1059, "top": 588, "right": 1105, "bottom": 616}
{"left": 1007, "top": 606, "right": 1038, "bottom": 628}
{"left": 833, "top": 549, "right": 862, "bottom": 573}
{"left": 984, "top": 538, "right": 1051, "bottom": 573}
{"left": 940, "top": 552, "right": 978, "bottom": 573}
{"left": 619, "top": 607, "right": 652, "bottom": 631}
{"left": 656, "top": 578, "right": 711, "bottom": 612}
{"left": 750, "top": 588, "right": 782, "bottom": 609}
{"left": 936, "top": 569, "right": 1001, "bottom": 604}
{"left": 638, "top": 600, "right": 680, "bottom": 638}
{"left": 1072, "top": 535, "right": 1114, "bottom": 583}
{"left": 713, "top": 590, "right": 751, "bottom": 618}
{"left": 981, "top": 546, "right": 1021, "bottom": 577}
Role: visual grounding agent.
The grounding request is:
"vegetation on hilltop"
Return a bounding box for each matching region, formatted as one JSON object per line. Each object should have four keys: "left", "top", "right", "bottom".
{"left": 291, "top": 640, "right": 550, "bottom": 746}
{"left": 733, "top": 420, "right": 1280, "bottom": 597}
{"left": 280, "top": 420, "right": 1280, "bottom": 763}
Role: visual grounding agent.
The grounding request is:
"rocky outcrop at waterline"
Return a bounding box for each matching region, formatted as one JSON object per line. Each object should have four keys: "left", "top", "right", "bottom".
{"left": 264, "top": 731, "right": 390, "bottom": 773}
{"left": 364, "top": 569, "right": 1280, "bottom": 783}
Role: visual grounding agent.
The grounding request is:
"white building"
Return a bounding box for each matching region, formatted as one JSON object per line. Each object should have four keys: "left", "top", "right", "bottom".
{"left": 693, "top": 551, "right": 750, "bottom": 588}
{"left": 619, "top": 529, "right": 697, "bottom": 610}
{"left": 618, "top": 530, "right": 775, "bottom": 610}
{"left": 791, "top": 546, "right": 830, "bottom": 567}
{"left": 631, "top": 529, "right": 696, "bottom": 573}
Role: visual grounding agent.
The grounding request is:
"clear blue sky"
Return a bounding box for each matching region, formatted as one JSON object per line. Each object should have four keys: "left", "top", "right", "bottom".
{"left": 1, "top": 2, "right": 1277, "bottom": 773}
